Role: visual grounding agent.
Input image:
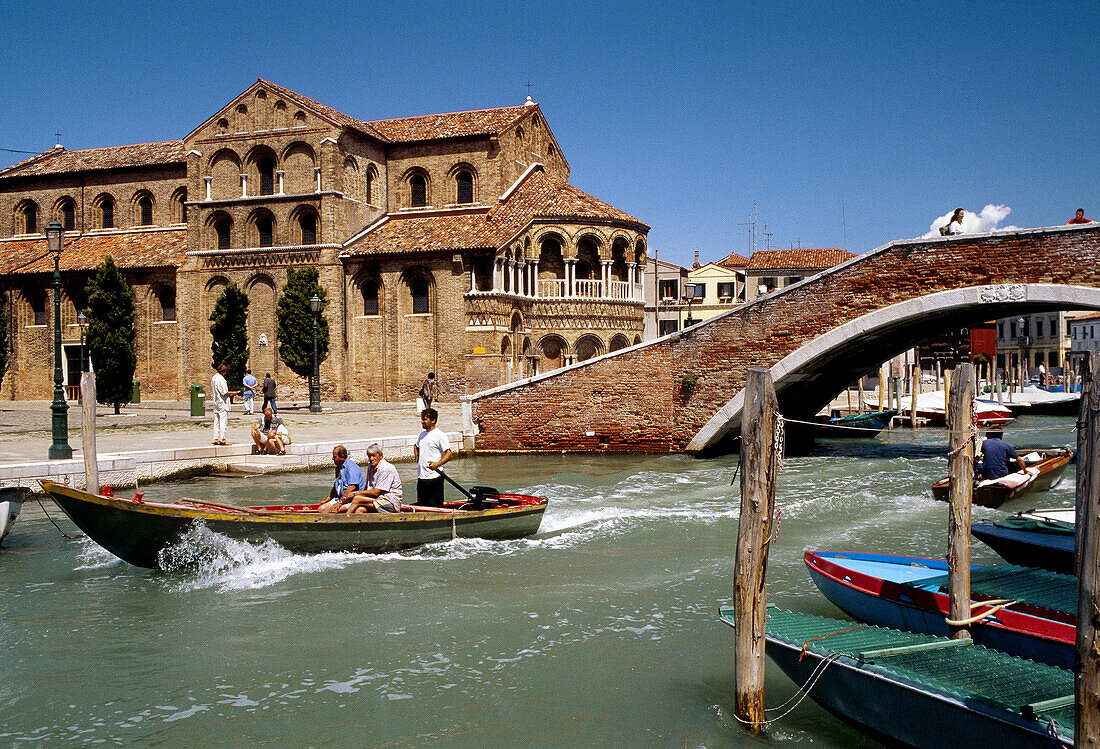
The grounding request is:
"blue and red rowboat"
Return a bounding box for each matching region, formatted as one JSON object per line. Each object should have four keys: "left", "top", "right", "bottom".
{"left": 804, "top": 550, "right": 1075, "bottom": 668}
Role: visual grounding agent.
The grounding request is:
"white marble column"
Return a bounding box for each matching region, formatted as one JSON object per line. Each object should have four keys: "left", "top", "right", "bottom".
{"left": 531, "top": 260, "right": 540, "bottom": 298}
{"left": 240, "top": 174, "right": 248, "bottom": 198}
{"left": 602, "top": 261, "right": 612, "bottom": 298}
{"left": 469, "top": 266, "right": 477, "bottom": 293}
{"left": 493, "top": 258, "right": 501, "bottom": 291}
{"left": 626, "top": 262, "right": 637, "bottom": 300}
{"left": 204, "top": 177, "right": 212, "bottom": 201}
{"left": 314, "top": 167, "right": 322, "bottom": 193}
{"left": 276, "top": 171, "right": 285, "bottom": 195}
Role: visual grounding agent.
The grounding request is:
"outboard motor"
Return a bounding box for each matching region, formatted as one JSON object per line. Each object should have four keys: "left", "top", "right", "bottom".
{"left": 465, "top": 486, "right": 501, "bottom": 510}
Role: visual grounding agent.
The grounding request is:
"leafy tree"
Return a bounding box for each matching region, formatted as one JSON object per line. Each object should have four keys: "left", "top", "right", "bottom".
{"left": 276, "top": 265, "right": 329, "bottom": 384}
{"left": 209, "top": 282, "right": 249, "bottom": 387}
{"left": 0, "top": 291, "right": 9, "bottom": 391}
{"left": 86, "top": 256, "right": 136, "bottom": 414}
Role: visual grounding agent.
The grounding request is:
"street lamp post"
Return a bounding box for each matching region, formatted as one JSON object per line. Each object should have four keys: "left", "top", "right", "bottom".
{"left": 46, "top": 222, "right": 72, "bottom": 460}
{"left": 1017, "top": 316, "right": 1031, "bottom": 393}
{"left": 309, "top": 293, "right": 321, "bottom": 413}
{"left": 77, "top": 310, "right": 87, "bottom": 374}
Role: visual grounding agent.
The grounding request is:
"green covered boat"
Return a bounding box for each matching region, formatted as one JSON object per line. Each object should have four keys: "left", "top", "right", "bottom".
{"left": 719, "top": 607, "right": 1074, "bottom": 747}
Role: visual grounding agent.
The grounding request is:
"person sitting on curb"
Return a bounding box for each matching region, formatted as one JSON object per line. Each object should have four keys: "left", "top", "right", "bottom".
{"left": 346, "top": 444, "right": 403, "bottom": 514}
{"left": 319, "top": 445, "right": 363, "bottom": 514}
{"left": 251, "top": 407, "right": 290, "bottom": 455}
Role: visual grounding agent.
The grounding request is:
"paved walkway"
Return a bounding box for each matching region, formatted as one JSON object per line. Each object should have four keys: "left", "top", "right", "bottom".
{"left": 0, "top": 400, "right": 465, "bottom": 490}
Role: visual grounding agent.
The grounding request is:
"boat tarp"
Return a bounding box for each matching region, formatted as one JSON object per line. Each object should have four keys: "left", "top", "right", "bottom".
{"left": 741, "top": 607, "right": 1074, "bottom": 740}
{"left": 997, "top": 514, "right": 1075, "bottom": 536}
{"left": 914, "top": 563, "right": 1076, "bottom": 616}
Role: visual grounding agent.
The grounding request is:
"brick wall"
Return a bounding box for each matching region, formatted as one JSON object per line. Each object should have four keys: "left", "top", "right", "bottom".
{"left": 470, "top": 225, "right": 1100, "bottom": 453}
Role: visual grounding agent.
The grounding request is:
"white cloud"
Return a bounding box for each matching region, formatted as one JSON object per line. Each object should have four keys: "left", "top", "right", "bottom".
{"left": 924, "top": 204, "right": 1020, "bottom": 238}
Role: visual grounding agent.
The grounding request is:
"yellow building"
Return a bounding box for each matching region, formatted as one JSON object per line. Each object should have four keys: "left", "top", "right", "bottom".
{"left": 685, "top": 251, "right": 748, "bottom": 323}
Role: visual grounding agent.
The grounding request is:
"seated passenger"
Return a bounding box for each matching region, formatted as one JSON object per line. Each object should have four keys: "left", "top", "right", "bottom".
{"left": 978, "top": 428, "right": 1026, "bottom": 481}
{"left": 347, "top": 444, "right": 403, "bottom": 514}
{"left": 252, "top": 407, "right": 290, "bottom": 455}
{"left": 319, "top": 445, "right": 363, "bottom": 514}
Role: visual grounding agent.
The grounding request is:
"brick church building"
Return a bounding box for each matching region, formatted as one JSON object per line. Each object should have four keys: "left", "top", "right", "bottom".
{"left": 0, "top": 80, "right": 648, "bottom": 402}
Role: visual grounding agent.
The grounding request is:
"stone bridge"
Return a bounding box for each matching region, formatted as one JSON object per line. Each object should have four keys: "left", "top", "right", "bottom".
{"left": 463, "top": 223, "right": 1100, "bottom": 454}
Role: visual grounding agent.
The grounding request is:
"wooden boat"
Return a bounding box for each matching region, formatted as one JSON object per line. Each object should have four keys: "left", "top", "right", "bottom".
{"left": 804, "top": 550, "right": 1075, "bottom": 668}
{"left": 816, "top": 409, "right": 897, "bottom": 438}
{"left": 719, "top": 607, "right": 1075, "bottom": 747}
{"left": 931, "top": 447, "right": 1072, "bottom": 507}
{"left": 974, "top": 386, "right": 1081, "bottom": 416}
{"left": 40, "top": 480, "right": 549, "bottom": 569}
{"left": 901, "top": 391, "right": 1014, "bottom": 427}
{"left": 0, "top": 486, "right": 28, "bottom": 545}
{"left": 972, "top": 508, "right": 1076, "bottom": 574}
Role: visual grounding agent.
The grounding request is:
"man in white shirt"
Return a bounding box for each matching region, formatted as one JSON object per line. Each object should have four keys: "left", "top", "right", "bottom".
{"left": 414, "top": 408, "right": 453, "bottom": 507}
{"left": 210, "top": 363, "right": 237, "bottom": 446}
{"left": 347, "top": 444, "right": 403, "bottom": 513}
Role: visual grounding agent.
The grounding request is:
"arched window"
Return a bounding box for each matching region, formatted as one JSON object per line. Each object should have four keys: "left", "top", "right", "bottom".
{"left": 365, "top": 168, "right": 375, "bottom": 204}
{"left": 257, "top": 216, "right": 273, "bottom": 247}
{"left": 214, "top": 216, "right": 231, "bottom": 249}
{"left": 217, "top": 118, "right": 229, "bottom": 134}
{"left": 138, "top": 195, "right": 153, "bottom": 225}
{"left": 362, "top": 280, "right": 379, "bottom": 315}
{"left": 258, "top": 157, "right": 275, "bottom": 195}
{"left": 59, "top": 198, "right": 76, "bottom": 230}
{"left": 171, "top": 187, "right": 187, "bottom": 223}
{"left": 410, "top": 175, "right": 427, "bottom": 207}
{"left": 21, "top": 202, "right": 38, "bottom": 234}
{"left": 29, "top": 291, "right": 46, "bottom": 326}
{"left": 158, "top": 286, "right": 176, "bottom": 322}
{"left": 411, "top": 278, "right": 429, "bottom": 313}
{"left": 299, "top": 213, "right": 316, "bottom": 245}
{"left": 456, "top": 171, "right": 474, "bottom": 204}
{"left": 100, "top": 197, "right": 114, "bottom": 229}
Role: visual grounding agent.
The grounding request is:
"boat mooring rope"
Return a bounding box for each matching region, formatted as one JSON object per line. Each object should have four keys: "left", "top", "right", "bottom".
{"left": 798, "top": 625, "right": 868, "bottom": 661}
{"left": 944, "top": 598, "right": 1017, "bottom": 627}
{"left": 36, "top": 496, "right": 76, "bottom": 540}
{"left": 730, "top": 651, "right": 843, "bottom": 730}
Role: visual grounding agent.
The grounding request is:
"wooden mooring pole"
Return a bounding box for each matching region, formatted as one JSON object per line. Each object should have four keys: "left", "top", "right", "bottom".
{"left": 1076, "top": 352, "right": 1100, "bottom": 745}
{"left": 910, "top": 364, "right": 920, "bottom": 427}
{"left": 80, "top": 371, "right": 99, "bottom": 494}
{"left": 947, "top": 364, "right": 975, "bottom": 640}
{"left": 734, "top": 367, "right": 779, "bottom": 733}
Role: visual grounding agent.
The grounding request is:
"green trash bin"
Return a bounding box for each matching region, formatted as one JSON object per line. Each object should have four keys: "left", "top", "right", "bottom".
{"left": 131, "top": 381, "right": 140, "bottom": 404}
{"left": 190, "top": 384, "right": 205, "bottom": 417}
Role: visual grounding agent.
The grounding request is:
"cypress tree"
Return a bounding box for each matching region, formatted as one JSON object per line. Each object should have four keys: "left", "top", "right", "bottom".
{"left": 209, "top": 283, "right": 249, "bottom": 387}
{"left": 276, "top": 265, "right": 329, "bottom": 382}
{"left": 86, "top": 256, "right": 136, "bottom": 414}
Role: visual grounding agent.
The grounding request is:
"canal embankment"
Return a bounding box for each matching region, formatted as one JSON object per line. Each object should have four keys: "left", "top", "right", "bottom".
{"left": 0, "top": 400, "right": 466, "bottom": 491}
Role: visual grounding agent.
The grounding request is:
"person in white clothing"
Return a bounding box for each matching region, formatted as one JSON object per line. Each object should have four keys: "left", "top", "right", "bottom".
{"left": 413, "top": 408, "right": 453, "bottom": 507}
{"left": 210, "top": 363, "right": 238, "bottom": 445}
{"left": 943, "top": 208, "right": 965, "bottom": 235}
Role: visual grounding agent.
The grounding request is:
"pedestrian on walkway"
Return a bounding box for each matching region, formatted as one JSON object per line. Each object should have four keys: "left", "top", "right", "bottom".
{"left": 262, "top": 372, "right": 278, "bottom": 413}
{"left": 242, "top": 369, "right": 257, "bottom": 415}
{"left": 210, "top": 363, "right": 238, "bottom": 446}
{"left": 419, "top": 372, "right": 438, "bottom": 410}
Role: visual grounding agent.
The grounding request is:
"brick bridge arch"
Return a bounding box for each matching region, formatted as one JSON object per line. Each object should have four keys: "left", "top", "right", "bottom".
{"left": 465, "top": 223, "right": 1100, "bottom": 454}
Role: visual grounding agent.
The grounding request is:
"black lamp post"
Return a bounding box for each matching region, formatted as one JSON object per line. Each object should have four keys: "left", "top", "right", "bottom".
{"left": 46, "top": 222, "right": 72, "bottom": 460}
{"left": 309, "top": 293, "right": 322, "bottom": 413}
{"left": 77, "top": 310, "right": 87, "bottom": 374}
{"left": 1017, "top": 316, "right": 1031, "bottom": 391}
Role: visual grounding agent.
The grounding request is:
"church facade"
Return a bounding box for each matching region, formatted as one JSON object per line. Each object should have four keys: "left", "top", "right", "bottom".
{"left": 0, "top": 80, "right": 648, "bottom": 402}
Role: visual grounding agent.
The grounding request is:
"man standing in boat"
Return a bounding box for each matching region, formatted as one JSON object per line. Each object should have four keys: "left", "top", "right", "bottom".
{"left": 320, "top": 445, "right": 364, "bottom": 513}
{"left": 978, "top": 428, "right": 1026, "bottom": 480}
{"left": 414, "top": 408, "right": 453, "bottom": 507}
{"left": 346, "top": 444, "right": 403, "bottom": 513}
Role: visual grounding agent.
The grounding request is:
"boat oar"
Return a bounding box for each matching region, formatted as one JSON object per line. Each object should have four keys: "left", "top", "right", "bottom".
{"left": 436, "top": 469, "right": 499, "bottom": 510}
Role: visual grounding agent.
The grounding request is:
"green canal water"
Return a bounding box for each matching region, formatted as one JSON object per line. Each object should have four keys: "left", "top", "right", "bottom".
{"left": 1, "top": 415, "right": 1078, "bottom": 747}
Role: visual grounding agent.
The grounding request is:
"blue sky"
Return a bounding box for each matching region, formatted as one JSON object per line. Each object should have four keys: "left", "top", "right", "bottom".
{"left": 1, "top": 0, "right": 1095, "bottom": 268}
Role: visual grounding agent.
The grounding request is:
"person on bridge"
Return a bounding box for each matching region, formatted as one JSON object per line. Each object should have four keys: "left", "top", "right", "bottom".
{"left": 1068, "top": 208, "right": 1093, "bottom": 225}
{"left": 977, "top": 428, "right": 1026, "bottom": 481}
{"left": 941, "top": 208, "right": 965, "bottom": 235}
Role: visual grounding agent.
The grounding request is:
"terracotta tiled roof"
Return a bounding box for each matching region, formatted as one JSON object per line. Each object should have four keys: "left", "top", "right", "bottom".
{"left": 0, "top": 229, "right": 187, "bottom": 274}
{"left": 716, "top": 251, "right": 750, "bottom": 268}
{"left": 0, "top": 141, "right": 186, "bottom": 179}
{"left": 365, "top": 105, "right": 531, "bottom": 143}
{"left": 746, "top": 248, "right": 856, "bottom": 272}
{"left": 1070, "top": 312, "right": 1100, "bottom": 323}
{"left": 345, "top": 168, "right": 647, "bottom": 257}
